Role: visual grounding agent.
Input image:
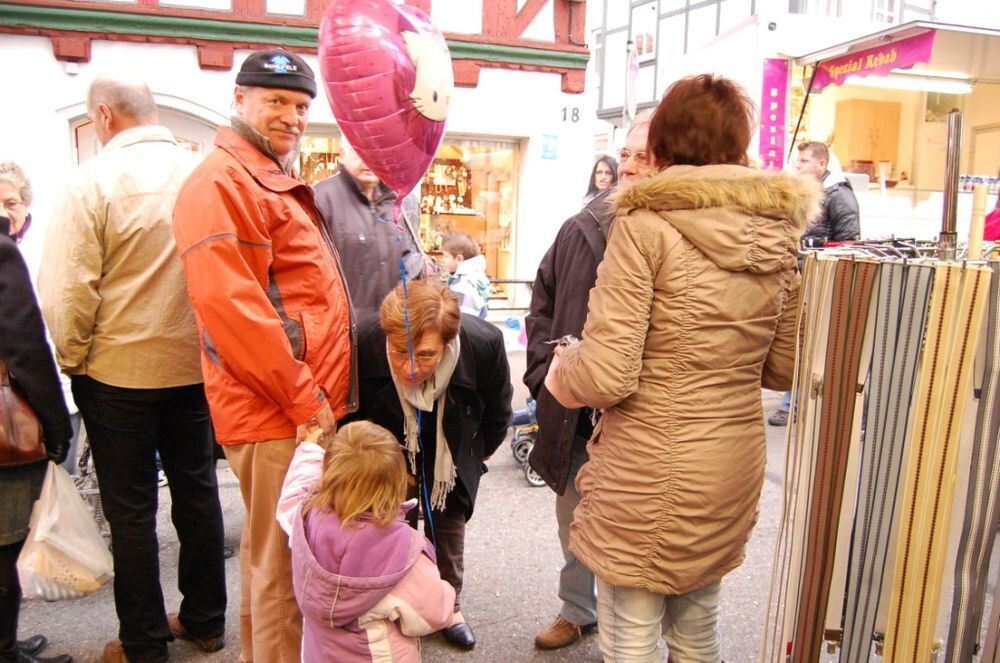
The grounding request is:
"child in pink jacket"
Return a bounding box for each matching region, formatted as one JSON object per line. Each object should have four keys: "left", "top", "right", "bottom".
{"left": 277, "top": 421, "right": 456, "bottom": 662}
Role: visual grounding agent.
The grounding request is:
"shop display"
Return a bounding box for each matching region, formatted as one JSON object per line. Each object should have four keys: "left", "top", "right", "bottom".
{"left": 416, "top": 140, "right": 518, "bottom": 288}
{"left": 419, "top": 159, "right": 476, "bottom": 215}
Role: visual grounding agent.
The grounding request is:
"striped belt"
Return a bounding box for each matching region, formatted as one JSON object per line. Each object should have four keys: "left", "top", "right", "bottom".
{"left": 947, "top": 260, "right": 1000, "bottom": 662}
{"left": 840, "top": 261, "right": 935, "bottom": 662}
{"left": 884, "top": 262, "right": 992, "bottom": 663}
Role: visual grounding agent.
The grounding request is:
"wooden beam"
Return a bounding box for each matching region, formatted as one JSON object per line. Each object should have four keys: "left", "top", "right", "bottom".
{"left": 511, "top": 0, "right": 547, "bottom": 38}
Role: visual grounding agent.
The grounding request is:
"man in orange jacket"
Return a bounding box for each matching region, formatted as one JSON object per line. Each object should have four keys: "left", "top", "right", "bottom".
{"left": 172, "top": 50, "right": 356, "bottom": 663}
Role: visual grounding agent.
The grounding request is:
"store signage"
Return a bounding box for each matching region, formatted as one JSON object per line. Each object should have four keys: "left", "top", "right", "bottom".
{"left": 542, "top": 134, "right": 558, "bottom": 160}
{"left": 812, "top": 30, "right": 936, "bottom": 92}
{"left": 759, "top": 58, "right": 789, "bottom": 171}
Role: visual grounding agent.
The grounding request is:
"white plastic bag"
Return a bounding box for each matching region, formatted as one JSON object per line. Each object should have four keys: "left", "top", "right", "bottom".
{"left": 17, "top": 462, "right": 114, "bottom": 600}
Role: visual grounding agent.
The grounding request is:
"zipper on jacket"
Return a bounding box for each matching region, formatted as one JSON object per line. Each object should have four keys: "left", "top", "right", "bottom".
{"left": 311, "top": 199, "right": 360, "bottom": 414}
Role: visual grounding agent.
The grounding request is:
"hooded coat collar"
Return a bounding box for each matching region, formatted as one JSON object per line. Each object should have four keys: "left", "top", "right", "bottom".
{"left": 614, "top": 164, "right": 821, "bottom": 274}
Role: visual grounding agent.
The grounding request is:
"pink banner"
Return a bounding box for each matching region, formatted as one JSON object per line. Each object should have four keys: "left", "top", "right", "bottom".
{"left": 759, "top": 58, "right": 789, "bottom": 171}
{"left": 812, "top": 30, "right": 936, "bottom": 92}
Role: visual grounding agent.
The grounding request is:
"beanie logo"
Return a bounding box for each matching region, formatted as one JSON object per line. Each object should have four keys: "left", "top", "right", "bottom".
{"left": 265, "top": 54, "right": 298, "bottom": 74}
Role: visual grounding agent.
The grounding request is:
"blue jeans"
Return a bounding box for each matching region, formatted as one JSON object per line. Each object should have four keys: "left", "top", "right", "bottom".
{"left": 596, "top": 579, "right": 722, "bottom": 663}
{"left": 780, "top": 391, "right": 791, "bottom": 411}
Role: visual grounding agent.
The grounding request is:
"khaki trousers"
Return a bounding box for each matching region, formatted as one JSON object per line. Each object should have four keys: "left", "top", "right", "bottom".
{"left": 224, "top": 438, "right": 301, "bottom": 663}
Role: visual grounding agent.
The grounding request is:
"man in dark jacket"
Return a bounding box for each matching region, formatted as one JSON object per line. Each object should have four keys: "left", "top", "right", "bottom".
{"left": 795, "top": 141, "right": 861, "bottom": 245}
{"left": 314, "top": 142, "right": 426, "bottom": 317}
{"left": 524, "top": 117, "right": 652, "bottom": 650}
{"left": 770, "top": 141, "right": 862, "bottom": 427}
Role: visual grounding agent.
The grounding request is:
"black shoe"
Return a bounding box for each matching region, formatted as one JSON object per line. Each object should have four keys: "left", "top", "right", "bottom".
{"left": 223, "top": 545, "right": 236, "bottom": 559}
{"left": 16, "top": 638, "right": 45, "bottom": 657}
{"left": 0, "top": 646, "right": 72, "bottom": 663}
{"left": 442, "top": 622, "right": 476, "bottom": 650}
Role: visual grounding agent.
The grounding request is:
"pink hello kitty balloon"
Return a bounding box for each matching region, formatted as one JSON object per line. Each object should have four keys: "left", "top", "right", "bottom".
{"left": 319, "top": 0, "right": 453, "bottom": 215}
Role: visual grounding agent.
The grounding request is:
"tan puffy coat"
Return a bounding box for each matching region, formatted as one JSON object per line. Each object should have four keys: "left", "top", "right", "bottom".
{"left": 558, "top": 164, "right": 820, "bottom": 595}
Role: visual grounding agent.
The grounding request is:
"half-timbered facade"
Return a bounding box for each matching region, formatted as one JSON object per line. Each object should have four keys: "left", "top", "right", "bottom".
{"left": 0, "top": 0, "right": 597, "bottom": 292}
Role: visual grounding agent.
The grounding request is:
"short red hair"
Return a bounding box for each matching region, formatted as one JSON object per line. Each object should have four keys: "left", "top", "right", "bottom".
{"left": 648, "top": 74, "right": 757, "bottom": 168}
{"left": 380, "top": 280, "right": 461, "bottom": 346}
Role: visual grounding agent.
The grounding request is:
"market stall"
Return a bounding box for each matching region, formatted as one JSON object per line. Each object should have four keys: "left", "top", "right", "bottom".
{"left": 789, "top": 21, "right": 1000, "bottom": 241}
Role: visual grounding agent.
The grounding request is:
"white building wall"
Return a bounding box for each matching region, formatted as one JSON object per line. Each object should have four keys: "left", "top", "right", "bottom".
{"left": 0, "top": 33, "right": 595, "bottom": 283}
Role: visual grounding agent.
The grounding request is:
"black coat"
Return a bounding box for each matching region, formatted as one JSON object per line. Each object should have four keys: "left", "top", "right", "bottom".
{"left": 0, "top": 218, "right": 72, "bottom": 457}
{"left": 342, "top": 313, "right": 513, "bottom": 520}
{"left": 801, "top": 174, "right": 861, "bottom": 244}
{"left": 524, "top": 192, "right": 615, "bottom": 494}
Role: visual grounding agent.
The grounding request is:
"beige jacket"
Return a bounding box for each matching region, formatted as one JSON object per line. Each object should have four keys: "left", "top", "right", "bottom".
{"left": 40, "top": 125, "right": 202, "bottom": 389}
{"left": 558, "top": 165, "right": 820, "bottom": 595}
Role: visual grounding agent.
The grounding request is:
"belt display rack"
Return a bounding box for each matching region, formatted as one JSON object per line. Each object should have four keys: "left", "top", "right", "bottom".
{"left": 762, "top": 109, "right": 1000, "bottom": 663}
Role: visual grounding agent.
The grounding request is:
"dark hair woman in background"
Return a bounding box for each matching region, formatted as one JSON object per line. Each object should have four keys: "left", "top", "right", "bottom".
{"left": 583, "top": 155, "right": 619, "bottom": 204}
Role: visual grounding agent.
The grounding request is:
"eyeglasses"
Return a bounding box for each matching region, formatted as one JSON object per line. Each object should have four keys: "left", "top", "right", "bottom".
{"left": 618, "top": 148, "right": 649, "bottom": 167}
{"left": 388, "top": 348, "right": 442, "bottom": 366}
{"left": 2, "top": 199, "right": 24, "bottom": 213}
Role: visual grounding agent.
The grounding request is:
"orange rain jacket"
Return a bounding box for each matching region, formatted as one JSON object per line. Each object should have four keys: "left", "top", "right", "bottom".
{"left": 173, "top": 127, "right": 356, "bottom": 444}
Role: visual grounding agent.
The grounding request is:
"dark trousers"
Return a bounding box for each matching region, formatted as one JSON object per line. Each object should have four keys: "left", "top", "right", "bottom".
{"left": 407, "top": 480, "right": 468, "bottom": 611}
{"left": 72, "top": 376, "right": 226, "bottom": 663}
{"left": 0, "top": 540, "right": 25, "bottom": 655}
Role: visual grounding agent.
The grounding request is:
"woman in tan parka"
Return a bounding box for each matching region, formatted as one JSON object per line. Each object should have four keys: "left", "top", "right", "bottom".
{"left": 544, "top": 75, "right": 820, "bottom": 662}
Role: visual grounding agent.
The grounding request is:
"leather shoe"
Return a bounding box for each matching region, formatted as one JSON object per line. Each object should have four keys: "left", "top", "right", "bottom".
{"left": 102, "top": 641, "right": 130, "bottom": 663}
{"left": 167, "top": 613, "right": 225, "bottom": 653}
{"left": 442, "top": 622, "right": 476, "bottom": 650}
{"left": 534, "top": 615, "right": 596, "bottom": 649}
{"left": 16, "top": 636, "right": 46, "bottom": 656}
{"left": 2, "top": 642, "right": 72, "bottom": 663}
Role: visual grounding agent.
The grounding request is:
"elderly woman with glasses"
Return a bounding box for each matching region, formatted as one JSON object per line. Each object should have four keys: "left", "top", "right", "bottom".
{"left": 0, "top": 162, "right": 33, "bottom": 244}
{"left": 342, "top": 280, "right": 512, "bottom": 651}
{"left": 0, "top": 161, "right": 74, "bottom": 662}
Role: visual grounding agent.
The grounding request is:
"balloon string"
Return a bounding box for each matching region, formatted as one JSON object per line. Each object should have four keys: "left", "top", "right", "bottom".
{"left": 399, "top": 245, "right": 436, "bottom": 546}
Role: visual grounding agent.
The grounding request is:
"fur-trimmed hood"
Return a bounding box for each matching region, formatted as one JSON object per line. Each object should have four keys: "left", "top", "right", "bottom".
{"left": 614, "top": 164, "right": 821, "bottom": 274}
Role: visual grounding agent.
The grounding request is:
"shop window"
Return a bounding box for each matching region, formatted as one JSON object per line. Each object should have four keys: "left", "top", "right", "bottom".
{"left": 719, "top": 0, "right": 754, "bottom": 33}
{"left": 297, "top": 133, "right": 520, "bottom": 292}
{"left": 418, "top": 138, "right": 520, "bottom": 291}
{"left": 266, "top": 0, "right": 305, "bottom": 15}
{"left": 872, "top": 0, "right": 898, "bottom": 23}
{"left": 630, "top": 2, "right": 659, "bottom": 64}
{"left": 686, "top": 3, "right": 719, "bottom": 53}
{"left": 602, "top": 30, "right": 628, "bottom": 110}
{"left": 299, "top": 133, "right": 343, "bottom": 185}
{"left": 605, "top": 0, "right": 630, "bottom": 30}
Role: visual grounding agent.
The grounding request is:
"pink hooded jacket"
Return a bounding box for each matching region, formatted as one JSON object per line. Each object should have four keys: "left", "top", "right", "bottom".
{"left": 277, "top": 443, "right": 456, "bottom": 662}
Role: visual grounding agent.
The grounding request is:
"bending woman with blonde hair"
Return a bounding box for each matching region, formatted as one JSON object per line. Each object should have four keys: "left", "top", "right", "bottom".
{"left": 276, "top": 421, "right": 456, "bottom": 662}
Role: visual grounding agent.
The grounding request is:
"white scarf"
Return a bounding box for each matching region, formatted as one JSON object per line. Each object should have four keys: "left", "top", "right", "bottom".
{"left": 388, "top": 336, "right": 461, "bottom": 510}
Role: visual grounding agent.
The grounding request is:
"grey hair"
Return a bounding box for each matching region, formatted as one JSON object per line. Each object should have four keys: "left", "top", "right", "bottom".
{"left": 0, "top": 162, "right": 32, "bottom": 207}
{"left": 87, "top": 74, "right": 158, "bottom": 122}
{"left": 627, "top": 109, "right": 654, "bottom": 137}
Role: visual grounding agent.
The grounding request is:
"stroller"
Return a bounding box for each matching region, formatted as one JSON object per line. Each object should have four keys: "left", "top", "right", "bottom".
{"left": 509, "top": 398, "right": 545, "bottom": 487}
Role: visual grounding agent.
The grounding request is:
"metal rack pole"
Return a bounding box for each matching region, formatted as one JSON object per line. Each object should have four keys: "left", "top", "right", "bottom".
{"left": 939, "top": 109, "right": 963, "bottom": 260}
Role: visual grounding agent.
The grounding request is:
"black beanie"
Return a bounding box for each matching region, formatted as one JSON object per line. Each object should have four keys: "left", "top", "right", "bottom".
{"left": 236, "top": 50, "right": 317, "bottom": 98}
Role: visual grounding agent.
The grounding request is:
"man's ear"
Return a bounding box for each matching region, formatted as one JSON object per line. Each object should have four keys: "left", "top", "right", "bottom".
{"left": 97, "top": 103, "right": 114, "bottom": 129}
{"left": 455, "top": 254, "right": 465, "bottom": 263}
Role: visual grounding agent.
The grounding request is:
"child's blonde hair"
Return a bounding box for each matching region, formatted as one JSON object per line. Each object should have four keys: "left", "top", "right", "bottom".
{"left": 305, "top": 421, "right": 409, "bottom": 527}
